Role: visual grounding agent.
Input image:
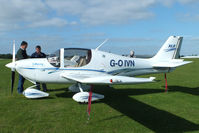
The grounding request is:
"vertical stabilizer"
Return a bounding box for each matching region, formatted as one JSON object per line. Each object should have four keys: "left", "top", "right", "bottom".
{"left": 152, "top": 36, "right": 183, "bottom": 61}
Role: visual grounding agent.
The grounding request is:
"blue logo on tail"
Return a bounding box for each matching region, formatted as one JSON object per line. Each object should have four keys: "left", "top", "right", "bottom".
{"left": 164, "top": 44, "right": 176, "bottom": 52}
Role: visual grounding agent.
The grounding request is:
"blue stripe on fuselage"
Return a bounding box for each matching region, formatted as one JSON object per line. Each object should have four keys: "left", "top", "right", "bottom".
{"left": 21, "top": 67, "right": 106, "bottom": 73}
{"left": 21, "top": 67, "right": 151, "bottom": 75}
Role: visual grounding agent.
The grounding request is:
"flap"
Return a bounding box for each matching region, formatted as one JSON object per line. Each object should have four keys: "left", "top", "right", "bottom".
{"left": 60, "top": 73, "right": 155, "bottom": 84}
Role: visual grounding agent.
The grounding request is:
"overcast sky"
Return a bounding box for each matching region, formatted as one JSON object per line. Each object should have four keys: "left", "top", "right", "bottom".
{"left": 0, "top": 0, "right": 199, "bottom": 55}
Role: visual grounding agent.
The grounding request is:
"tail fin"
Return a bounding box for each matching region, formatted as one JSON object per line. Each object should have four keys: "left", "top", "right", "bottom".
{"left": 152, "top": 36, "right": 183, "bottom": 61}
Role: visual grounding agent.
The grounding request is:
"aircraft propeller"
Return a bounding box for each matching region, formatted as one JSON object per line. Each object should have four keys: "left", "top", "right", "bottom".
{"left": 6, "top": 40, "right": 16, "bottom": 94}
{"left": 11, "top": 70, "right": 15, "bottom": 94}
{"left": 11, "top": 41, "right": 16, "bottom": 94}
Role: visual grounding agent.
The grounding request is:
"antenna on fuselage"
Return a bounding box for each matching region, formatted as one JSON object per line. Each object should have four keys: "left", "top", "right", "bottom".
{"left": 95, "top": 39, "right": 109, "bottom": 51}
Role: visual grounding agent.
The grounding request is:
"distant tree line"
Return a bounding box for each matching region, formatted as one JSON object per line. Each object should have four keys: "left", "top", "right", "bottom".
{"left": 0, "top": 54, "right": 12, "bottom": 59}
{"left": 0, "top": 53, "right": 50, "bottom": 59}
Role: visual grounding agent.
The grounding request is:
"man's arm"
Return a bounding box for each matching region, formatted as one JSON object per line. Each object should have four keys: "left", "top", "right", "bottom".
{"left": 23, "top": 50, "right": 28, "bottom": 59}
{"left": 16, "top": 49, "right": 23, "bottom": 60}
{"left": 43, "top": 53, "right": 46, "bottom": 58}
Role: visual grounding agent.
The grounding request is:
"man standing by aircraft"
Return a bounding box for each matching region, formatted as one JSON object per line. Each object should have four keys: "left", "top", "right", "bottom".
{"left": 16, "top": 41, "right": 28, "bottom": 94}
{"left": 31, "top": 45, "right": 47, "bottom": 92}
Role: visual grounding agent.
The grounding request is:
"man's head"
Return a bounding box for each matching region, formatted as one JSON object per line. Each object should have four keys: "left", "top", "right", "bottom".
{"left": 21, "top": 41, "right": 28, "bottom": 50}
{"left": 35, "top": 45, "right": 41, "bottom": 53}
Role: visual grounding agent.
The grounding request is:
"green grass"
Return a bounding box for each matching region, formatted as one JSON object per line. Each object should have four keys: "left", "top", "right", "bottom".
{"left": 1, "top": 59, "right": 199, "bottom": 133}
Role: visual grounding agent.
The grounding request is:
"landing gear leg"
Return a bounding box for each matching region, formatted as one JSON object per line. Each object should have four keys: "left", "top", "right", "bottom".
{"left": 78, "top": 83, "right": 83, "bottom": 92}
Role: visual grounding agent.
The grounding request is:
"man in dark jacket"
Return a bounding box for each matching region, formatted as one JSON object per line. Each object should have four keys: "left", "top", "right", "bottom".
{"left": 31, "top": 45, "right": 47, "bottom": 92}
{"left": 16, "top": 41, "right": 28, "bottom": 93}
{"left": 31, "top": 45, "right": 46, "bottom": 58}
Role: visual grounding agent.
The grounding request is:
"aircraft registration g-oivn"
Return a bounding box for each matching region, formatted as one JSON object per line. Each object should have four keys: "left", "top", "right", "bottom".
{"left": 6, "top": 36, "right": 191, "bottom": 102}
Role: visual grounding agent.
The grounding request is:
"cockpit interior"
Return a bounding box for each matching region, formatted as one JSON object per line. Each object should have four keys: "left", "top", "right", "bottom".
{"left": 48, "top": 48, "right": 92, "bottom": 68}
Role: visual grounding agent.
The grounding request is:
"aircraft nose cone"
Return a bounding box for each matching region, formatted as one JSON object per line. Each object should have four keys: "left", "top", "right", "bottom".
{"left": 5, "top": 62, "right": 16, "bottom": 70}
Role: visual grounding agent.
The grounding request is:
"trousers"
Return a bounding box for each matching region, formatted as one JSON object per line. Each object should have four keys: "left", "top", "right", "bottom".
{"left": 17, "top": 74, "right": 25, "bottom": 94}
{"left": 36, "top": 82, "right": 47, "bottom": 91}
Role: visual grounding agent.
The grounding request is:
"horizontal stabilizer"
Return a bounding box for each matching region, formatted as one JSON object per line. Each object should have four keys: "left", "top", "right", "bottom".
{"left": 181, "top": 56, "right": 199, "bottom": 59}
{"left": 153, "top": 59, "right": 192, "bottom": 68}
{"left": 61, "top": 73, "right": 155, "bottom": 84}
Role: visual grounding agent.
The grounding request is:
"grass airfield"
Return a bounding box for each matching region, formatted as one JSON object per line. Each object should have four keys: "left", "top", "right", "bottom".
{"left": 1, "top": 59, "right": 199, "bottom": 133}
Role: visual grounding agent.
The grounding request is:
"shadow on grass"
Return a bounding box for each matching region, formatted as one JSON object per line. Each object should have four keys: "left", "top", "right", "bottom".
{"left": 99, "top": 86, "right": 199, "bottom": 133}
{"left": 168, "top": 85, "right": 199, "bottom": 96}
{"left": 55, "top": 89, "right": 74, "bottom": 98}
{"left": 29, "top": 97, "right": 55, "bottom": 100}
{"left": 47, "top": 88, "right": 67, "bottom": 92}
{"left": 55, "top": 85, "right": 199, "bottom": 132}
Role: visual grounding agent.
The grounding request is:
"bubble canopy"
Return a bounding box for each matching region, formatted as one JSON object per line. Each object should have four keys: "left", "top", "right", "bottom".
{"left": 47, "top": 48, "right": 92, "bottom": 68}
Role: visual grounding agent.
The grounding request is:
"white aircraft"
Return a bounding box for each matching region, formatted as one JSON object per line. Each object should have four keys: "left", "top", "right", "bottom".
{"left": 6, "top": 36, "right": 191, "bottom": 103}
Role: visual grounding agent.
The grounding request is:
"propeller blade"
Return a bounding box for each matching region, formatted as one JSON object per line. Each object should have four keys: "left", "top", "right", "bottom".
{"left": 12, "top": 40, "right": 15, "bottom": 63}
{"left": 11, "top": 71, "right": 15, "bottom": 94}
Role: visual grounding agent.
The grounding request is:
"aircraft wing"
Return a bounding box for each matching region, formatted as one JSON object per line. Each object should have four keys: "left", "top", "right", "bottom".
{"left": 60, "top": 73, "right": 155, "bottom": 84}
{"left": 153, "top": 59, "right": 192, "bottom": 68}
